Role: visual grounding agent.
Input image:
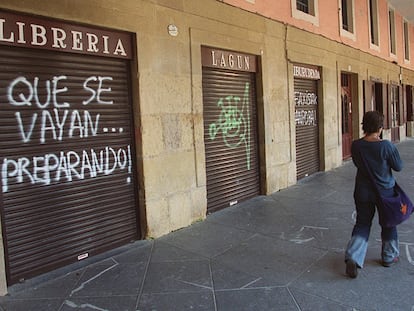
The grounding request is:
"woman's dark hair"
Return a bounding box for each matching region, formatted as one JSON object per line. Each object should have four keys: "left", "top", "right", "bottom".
{"left": 362, "top": 111, "right": 384, "bottom": 134}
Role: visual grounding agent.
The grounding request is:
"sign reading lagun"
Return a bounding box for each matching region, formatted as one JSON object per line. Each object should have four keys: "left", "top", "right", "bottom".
{"left": 2, "top": 145, "right": 132, "bottom": 193}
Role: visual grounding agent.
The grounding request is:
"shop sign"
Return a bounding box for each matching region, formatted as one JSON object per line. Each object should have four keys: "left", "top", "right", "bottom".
{"left": 293, "top": 64, "right": 320, "bottom": 80}
{"left": 202, "top": 46, "right": 256, "bottom": 72}
{"left": 0, "top": 9, "right": 132, "bottom": 59}
{"left": 370, "top": 76, "right": 382, "bottom": 82}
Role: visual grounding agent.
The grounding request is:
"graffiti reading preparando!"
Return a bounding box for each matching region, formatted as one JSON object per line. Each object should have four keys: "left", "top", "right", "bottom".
{"left": 1, "top": 74, "right": 132, "bottom": 193}
{"left": 209, "top": 82, "right": 251, "bottom": 170}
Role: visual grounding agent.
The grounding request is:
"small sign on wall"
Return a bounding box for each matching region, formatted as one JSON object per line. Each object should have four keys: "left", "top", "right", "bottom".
{"left": 293, "top": 64, "right": 321, "bottom": 80}
{"left": 201, "top": 46, "right": 257, "bottom": 72}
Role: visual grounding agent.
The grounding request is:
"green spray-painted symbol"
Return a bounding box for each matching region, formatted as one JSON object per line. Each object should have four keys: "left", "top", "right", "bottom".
{"left": 209, "top": 82, "right": 251, "bottom": 169}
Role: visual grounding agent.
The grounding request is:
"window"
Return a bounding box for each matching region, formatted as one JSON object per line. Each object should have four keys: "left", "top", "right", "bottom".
{"left": 389, "top": 8, "right": 396, "bottom": 55}
{"left": 340, "top": 0, "right": 355, "bottom": 40}
{"left": 390, "top": 85, "right": 399, "bottom": 128}
{"left": 297, "top": 0, "right": 312, "bottom": 14}
{"left": 341, "top": 0, "right": 353, "bottom": 32}
{"left": 292, "top": 0, "right": 319, "bottom": 25}
{"left": 369, "top": 0, "right": 379, "bottom": 48}
{"left": 404, "top": 20, "right": 410, "bottom": 61}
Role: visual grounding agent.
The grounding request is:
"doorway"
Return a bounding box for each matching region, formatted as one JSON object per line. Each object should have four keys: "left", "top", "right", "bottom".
{"left": 390, "top": 85, "right": 400, "bottom": 142}
{"left": 341, "top": 73, "right": 353, "bottom": 159}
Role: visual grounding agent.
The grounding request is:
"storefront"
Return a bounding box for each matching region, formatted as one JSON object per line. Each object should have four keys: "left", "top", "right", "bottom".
{"left": 0, "top": 10, "right": 140, "bottom": 285}
{"left": 293, "top": 63, "right": 321, "bottom": 179}
{"left": 363, "top": 77, "right": 405, "bottom": 142}
{"left": 201, "top": 46, "right": 261, "bottom": 213}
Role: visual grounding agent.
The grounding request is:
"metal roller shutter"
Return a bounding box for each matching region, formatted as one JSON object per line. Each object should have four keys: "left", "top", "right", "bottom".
{"left": 0, "top": 46, "right": 139, "bottom": 284}
{"left": 202, "top": 68, "right": 260, "bottom": 213}
{"left": 294, "top": 78, "right": 320, "bottom": 179}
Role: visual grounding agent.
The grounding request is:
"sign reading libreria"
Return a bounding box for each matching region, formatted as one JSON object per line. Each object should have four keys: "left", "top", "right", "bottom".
{"left": 0, "top": 10, "right": 132, "bottom": 59}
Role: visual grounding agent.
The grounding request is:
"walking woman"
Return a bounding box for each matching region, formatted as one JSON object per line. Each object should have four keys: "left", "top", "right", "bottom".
{"left": 345, "top": 111, "right": 403, "bottom": 278}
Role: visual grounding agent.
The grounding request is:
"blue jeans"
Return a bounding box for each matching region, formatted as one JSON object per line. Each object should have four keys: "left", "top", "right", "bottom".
{"left": 345, "top": 186, "right": 399, "bottom": 268}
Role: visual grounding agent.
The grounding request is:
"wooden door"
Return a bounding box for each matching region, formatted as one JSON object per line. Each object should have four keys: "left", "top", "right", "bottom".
{"left": 341, "top": 73, "right": 352, "bottom": 159}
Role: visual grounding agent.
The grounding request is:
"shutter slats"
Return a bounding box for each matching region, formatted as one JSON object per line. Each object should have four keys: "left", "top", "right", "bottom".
{"left": 294, "top": 78, "right": 320, "bottom": 179}
{"left": 0, "top": 46, "right": 139, "bottom": 285}
{"left": 202, "top": 67, "right": 260, "bottom": 213}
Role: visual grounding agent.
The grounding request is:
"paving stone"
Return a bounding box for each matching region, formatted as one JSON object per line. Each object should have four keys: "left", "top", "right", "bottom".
{"left": 137, "top": 292, "right": 215, "bottom": 311}
{"left": 215, "top": 287, "right": 297, "bottom": 311}
{"left": 142, "top": 260, "right": 212, "bottom": 294}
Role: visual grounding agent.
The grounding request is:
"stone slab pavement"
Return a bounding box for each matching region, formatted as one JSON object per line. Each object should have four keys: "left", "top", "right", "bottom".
{"left": 1, "top": 139, "right": 414, "bottom": 310}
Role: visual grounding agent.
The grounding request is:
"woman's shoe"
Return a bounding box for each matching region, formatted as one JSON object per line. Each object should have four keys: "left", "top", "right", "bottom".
{"left": 382, "top": 257, "right": 399, "bottom": 267}
{"left": 346, "top": 259, "right": 358, "bottom": 278}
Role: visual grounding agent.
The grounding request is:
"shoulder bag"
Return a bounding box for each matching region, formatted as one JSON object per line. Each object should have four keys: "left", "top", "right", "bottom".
{"left": 358, "top": 147, "right": 414, "bottom": 228}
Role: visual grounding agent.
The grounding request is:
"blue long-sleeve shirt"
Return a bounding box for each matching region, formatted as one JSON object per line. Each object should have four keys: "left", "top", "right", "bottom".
{"left": 351, "top": 138, "right": 403, "bottom": 190}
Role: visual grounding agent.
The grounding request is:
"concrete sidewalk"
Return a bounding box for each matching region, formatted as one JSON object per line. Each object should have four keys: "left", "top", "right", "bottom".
{"left": 1, "top": 140, "right": 414, "bottom": 311}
